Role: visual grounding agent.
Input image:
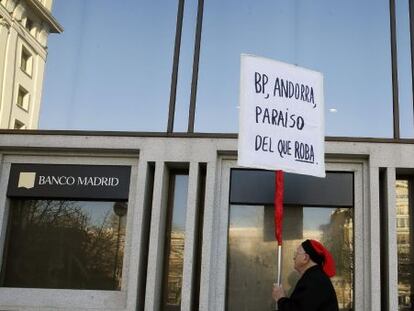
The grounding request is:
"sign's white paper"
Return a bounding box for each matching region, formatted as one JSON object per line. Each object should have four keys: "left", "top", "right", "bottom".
{"left": 238, "top": 54, "right": 325, "bottom": 177}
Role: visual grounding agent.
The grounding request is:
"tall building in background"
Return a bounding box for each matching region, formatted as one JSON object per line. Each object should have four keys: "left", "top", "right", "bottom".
{"left": 0, "top": 0, "right": 61, "bottom": 129}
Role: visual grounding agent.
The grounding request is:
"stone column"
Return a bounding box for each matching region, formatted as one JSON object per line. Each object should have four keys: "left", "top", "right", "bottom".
{"left": 0, "top": 16, "right": 18, "bottom": 128}
{"left": 0, "top": 17, "right": 11, "bottom": 115}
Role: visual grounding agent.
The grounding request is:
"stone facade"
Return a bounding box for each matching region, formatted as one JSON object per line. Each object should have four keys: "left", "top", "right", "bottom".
{"left": 0, "top": 0, "right": 61, "bottom": 129}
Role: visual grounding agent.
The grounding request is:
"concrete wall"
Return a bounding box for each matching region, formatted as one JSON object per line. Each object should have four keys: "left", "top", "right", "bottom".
{"left": 0, "top": 132, "right": 410, "bottom": 310}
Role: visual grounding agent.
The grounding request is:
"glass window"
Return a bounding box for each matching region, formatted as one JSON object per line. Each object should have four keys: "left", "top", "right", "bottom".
{"left": 396, "top": 0, "right": 414, "bottom": 138}
{"left": 25, "top": 18, "right": 34, "bottom": 32}
{"left": 20, "top": 47, "right": 32, "bottom": 76}
{"left": 1, "top": 200, "right": 127, "bottom": 290}
{"left": 17, "top": 86, "right": 29, "bottom": 110}
{"left": 40, "top": 0, "right": 178, "bottom": 131}
{"left": 13, "top": 119, "right": 26, "bottom": 130}
{"left": 227, "top": 205, "right": 353, "bottom": 310}
{"left": 162, "top": 173, "right": 189, "bottom": 309}
{"left": 396, "top": 180, "right": 413, "bottom": 310}
{"left": 196, "top": 0, "right": 393, "bottom": 137}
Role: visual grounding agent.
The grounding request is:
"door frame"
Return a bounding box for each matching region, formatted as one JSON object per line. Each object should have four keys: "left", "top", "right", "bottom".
{"left": 209, "top": 156, "right": 367, "bottom": 311}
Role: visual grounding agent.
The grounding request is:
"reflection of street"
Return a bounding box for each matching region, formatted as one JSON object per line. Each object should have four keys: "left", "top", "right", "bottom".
{"left": 396, "top": 180, "right": 413, "bottom": 310}
{"left": 166, "top": 230, "right": 185, "bottom": 307}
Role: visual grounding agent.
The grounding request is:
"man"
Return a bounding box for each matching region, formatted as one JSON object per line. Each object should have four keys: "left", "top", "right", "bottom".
{"left": 272, "top": 239, "right": 339, "bottom": 311}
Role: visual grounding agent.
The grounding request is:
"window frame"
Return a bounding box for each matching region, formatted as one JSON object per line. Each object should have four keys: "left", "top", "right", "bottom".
{"left": 16, "top": 85, "right": 29, "bottom": 111}
{"left": 20, "top": 45, "right": 33, "bottom": 77}
{"left": 206, "top": 157, "right": 366, "bottom": 310}
{"left": 0, "top": 155, "right": 140, "bottom": 310}
{"left": 13, "top": 119, "right": 26, "bottom": 130}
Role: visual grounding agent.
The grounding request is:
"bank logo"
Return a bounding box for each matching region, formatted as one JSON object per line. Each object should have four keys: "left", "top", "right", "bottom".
{"left": 18, "top": 172, "right": 36, "bottom": 189}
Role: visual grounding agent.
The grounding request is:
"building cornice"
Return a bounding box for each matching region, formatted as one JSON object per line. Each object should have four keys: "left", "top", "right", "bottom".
{"left": 24, "top": 0, "right": 62, "bottom": 33}
{"left": 14, "top": 19, "right": 47, "bottom": 58}
{"left": 0, "top": 129, "right": 414, "bottom": 144}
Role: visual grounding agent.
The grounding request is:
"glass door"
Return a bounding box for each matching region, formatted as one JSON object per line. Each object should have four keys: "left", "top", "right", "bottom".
{"left": 226, "top": 169, "right": 355, "bottom": 311}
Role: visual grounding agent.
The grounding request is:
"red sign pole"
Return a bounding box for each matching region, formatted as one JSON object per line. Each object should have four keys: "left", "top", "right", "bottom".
{"left": 274, "top": 170, "right": 284, "bottom": 285}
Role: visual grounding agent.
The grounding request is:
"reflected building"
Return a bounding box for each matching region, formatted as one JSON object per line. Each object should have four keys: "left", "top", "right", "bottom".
{"left": 0, "top": 0, "right": 61, "bottom": 129}
{"left": 396, "top": 180, "right": 412, "bottom": 309}
{"left": 320, "top": 208, "right": 354, "bottom": 310}
{"left": 166, "top": 230, "right": 185, "bottom": 306}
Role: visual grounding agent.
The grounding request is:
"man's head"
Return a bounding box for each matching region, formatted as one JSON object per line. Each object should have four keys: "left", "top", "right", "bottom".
{"left": 293, "top": 244, "right": 315, "bottom": 275}
{"left": 294, "top": 239, "right": 336, "bottom": 277}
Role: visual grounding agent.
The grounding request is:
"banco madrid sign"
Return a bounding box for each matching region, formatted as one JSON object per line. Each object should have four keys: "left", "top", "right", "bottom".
{"left": 7, "top": 164, "right": 131, "bottom": 200}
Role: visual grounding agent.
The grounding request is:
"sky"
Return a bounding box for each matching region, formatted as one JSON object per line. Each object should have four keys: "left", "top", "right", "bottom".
{"left": 40, "top": 0, "right": 413, "bottom": 138}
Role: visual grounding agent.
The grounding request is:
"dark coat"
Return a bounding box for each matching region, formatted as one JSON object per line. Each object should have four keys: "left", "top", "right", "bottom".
{"left": 277, "top": 265, "right": 339, "bottom": 311}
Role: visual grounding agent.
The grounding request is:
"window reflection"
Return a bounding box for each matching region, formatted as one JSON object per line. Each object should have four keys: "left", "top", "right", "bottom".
{"left": 1, "top": 200, "right": 127, "bottom": 290}
{"left": 196, "top": 0, "right": 392, "bottom": 137}
{"left": 41, "top": 0, "right": 178, "bottom": 131}
{"left": 396, "top": 0, "right": 414, "bottom": 138}
{"left": 227, "top": 205, "right": 353, "bottom": 310}
{"left": 162, "top": 174, "right": 189, "bottom": 310}
{"left": 396, "top": 180, "right": 413, "bottom": 310}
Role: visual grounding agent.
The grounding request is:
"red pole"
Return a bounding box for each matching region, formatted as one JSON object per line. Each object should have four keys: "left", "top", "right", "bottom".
{"left": 274, "top": 170, "right": 284, "bottom": 286}
{"left": 274, "top": 170, "right": 284, "bottom": 245}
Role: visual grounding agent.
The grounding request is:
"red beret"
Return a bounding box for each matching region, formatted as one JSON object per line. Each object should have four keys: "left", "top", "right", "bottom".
{"left": 302, "top": 239, "right": 336, "bottom": 278}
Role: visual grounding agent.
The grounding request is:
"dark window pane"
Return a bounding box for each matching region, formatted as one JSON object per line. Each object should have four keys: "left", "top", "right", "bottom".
{"left": 196, "top": 0, "right": 393, "bottom": 137}
{"left": 1, "top": 200, "right": 127, "bottom": 290}
{"left": 230, "top": 169, "right": 353, "bottom": 207}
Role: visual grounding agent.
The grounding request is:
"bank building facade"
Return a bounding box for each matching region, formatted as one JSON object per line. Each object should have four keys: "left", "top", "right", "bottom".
{"left": 0, "top": 1, "right": 413, "bottom": 311}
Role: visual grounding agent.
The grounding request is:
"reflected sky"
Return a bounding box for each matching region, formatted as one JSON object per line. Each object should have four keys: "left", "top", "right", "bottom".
{"left": 171, "top": 174, "right": 189, "bottom": 231}
{"left": 41, "top": 0, "right": 177, "bottom": 131}
{"left": 196, "top": 0, "right": 393, "bottom": 136}
{"left": 396, "top": 0, "right": 414, "bottom": 138}
{"left": 78, "top": 201, "right": 126, "bottom": 227}
{"left": 39, "top": 1, "right": 410, "bottom": 138}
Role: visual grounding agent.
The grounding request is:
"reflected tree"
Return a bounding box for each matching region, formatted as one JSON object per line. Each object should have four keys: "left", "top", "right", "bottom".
{"left": 1, "top": 199, "right": 127, "bottom": 290}
{"left": 320, "top": 208, "right": 353, "bottom": 310}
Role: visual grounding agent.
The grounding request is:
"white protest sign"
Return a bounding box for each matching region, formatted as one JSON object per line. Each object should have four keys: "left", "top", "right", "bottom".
{"left": 238, "top": 54, "right": 325, "bottom": 177}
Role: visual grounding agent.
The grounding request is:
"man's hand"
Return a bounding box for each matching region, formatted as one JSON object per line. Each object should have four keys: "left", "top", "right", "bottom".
{"left": 272, "top": 283, "right": 286, "bottom": 302}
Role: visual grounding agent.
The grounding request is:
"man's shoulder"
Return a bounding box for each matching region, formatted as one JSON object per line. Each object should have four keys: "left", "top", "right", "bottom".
{"left": 303, "top": 266, "right": 332, "bottom": 285}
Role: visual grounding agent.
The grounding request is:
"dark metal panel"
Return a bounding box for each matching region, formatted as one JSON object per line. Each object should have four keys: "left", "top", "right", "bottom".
{"left": 230, "top": 169, "right": 353, "bottom": 207}
{"left": 7, "top": 163, "right": 131, "bottom": 200}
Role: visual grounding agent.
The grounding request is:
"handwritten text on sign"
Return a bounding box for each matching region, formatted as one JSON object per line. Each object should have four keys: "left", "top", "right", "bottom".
{"left": 238, "top": 55, "right": 325, "bottom": 177}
